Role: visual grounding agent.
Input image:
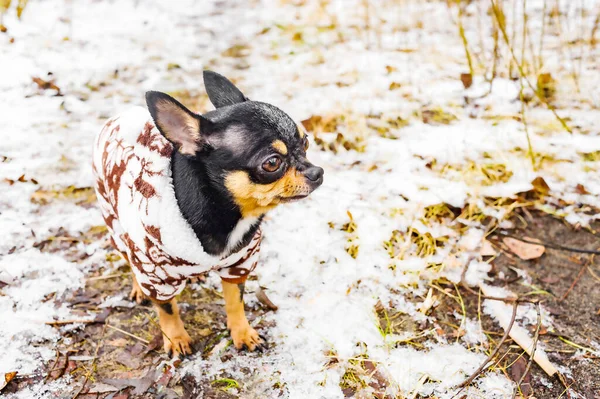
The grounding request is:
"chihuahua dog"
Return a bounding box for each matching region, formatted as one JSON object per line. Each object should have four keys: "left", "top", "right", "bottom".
{"left": 92, "top": 71, "right": 323, "bottom": 356}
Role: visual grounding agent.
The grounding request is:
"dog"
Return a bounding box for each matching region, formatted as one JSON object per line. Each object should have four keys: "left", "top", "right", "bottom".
{"left": 92, "top": 71, "right": 323, "bottom": 356}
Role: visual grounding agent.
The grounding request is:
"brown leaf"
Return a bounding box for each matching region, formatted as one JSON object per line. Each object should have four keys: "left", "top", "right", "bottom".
{"left": 256, "top": 286, "right": 278, "bottom": 311}
{"left": 537, "top": 72, "right": 556, "bottom": 101}
{"left": 510, "top": 356, "right": 532, "bottom": 396}
{"left": 32, "top": 76, "right": 61, "bottom": 93}
{"left": 301, "top": 115, "right": 338, "bottom": 133}
{"left": 575, "top": 184, "right": 589, "bottom": 195}
{"left": 531, "top": 176, "right": 550, "bottom": 195}
{"left": 460, "top": 73, "right": 473, "bottom": 89}
{"left": 1, "top": 371, "right": 17, "bottom": 392}
{"left": 102, "top": 369, "right": 158, "bottom": 395}
{"left": 31, "top": 185, "right": 96, "bottom": 206}
{"left": 503, "top": 237, "right": 545, "bottom": 260}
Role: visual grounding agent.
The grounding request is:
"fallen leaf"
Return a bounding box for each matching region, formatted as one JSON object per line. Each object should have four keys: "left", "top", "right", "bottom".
{"left": 0, "top": 268, "right": 14, "bottom": 286}
{"left": 503, "top": 237, "right": 545, "bottom": 260}
{"left": 31, "top": 185, "right": 96, "bottom": 206}
{"left": 575, "top": 184, "right": 589, "bottom": 195}
{"left": 385, "top": 65, "right": 397, "bottom": 74}
{"left": 32, "top": 76, "right": 61, "bottom": 93}
{"left": 102, "top": 369, "right": 158, "bottom": 395}
{"left": 256, "top": 286, "right": 278, "bottom": 311}
{"left": 420, "top": 107, "right": 457, "bottom": 125}
{"left": 537, "top": 72, "right": 556, "bottom": 101}
{"left": 531, "top": 176, "right": 550, "bottom": 195}
{"left": 480, "top": 239, "right": 497, "bottom": 256}
{"left": 460, "top": 72, "right": 473, "bottom": 89}
{"left": 1, "top": 371, "right": 17, "bottom": 392}
{"left": 510, "top": 356, "right": 532, "bottom": 396}
{"left": 88, "top": 382, "right": 119, "bottom": 394}
{"left": 156, "top": 368, "right": 173, "bottom": 386}
{"left": 301, "top": 115, "right": 338, "bottom": 133}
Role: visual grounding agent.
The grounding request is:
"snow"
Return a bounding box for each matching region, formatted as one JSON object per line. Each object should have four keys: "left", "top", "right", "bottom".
{"left": 1, "top": 0, "right": 598, "bottom": 397}
{"left": 0, "top": 250, "right": 84, "bottom": 374}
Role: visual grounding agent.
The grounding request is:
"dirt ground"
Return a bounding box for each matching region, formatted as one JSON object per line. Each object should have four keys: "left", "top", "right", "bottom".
{"left": 491, "top": 212, "right": 600, "bottom": 399}
{"left": 3, "top": 210, "right": 599, "bottom": 398}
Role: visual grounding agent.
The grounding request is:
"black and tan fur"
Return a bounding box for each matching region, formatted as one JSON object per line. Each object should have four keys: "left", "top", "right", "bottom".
{"left": 131, "top": 71, "right": 323, "bottom": 356}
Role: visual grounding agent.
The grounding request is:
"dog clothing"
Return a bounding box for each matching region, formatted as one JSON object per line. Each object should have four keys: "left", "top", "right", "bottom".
{"left": 92, "top": 107, "right": 261, "bottom": 302}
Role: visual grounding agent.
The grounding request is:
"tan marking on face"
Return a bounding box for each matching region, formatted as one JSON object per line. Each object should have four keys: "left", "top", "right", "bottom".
{"left": 225, "top": 169, "right": 311, "bottom": 218}
{"left": 272, "top": 140, "right": 288, "bottom": 155}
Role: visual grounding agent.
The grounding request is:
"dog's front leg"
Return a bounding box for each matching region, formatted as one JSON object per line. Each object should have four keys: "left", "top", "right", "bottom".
{"left": 129, "top": 273, "right": 149, "bottom": 305}
{"left": 222, "top": 280, "right": 264, "bottom": 351}
{"left": 153, "top": 298, "right": 192, "bottom": 357}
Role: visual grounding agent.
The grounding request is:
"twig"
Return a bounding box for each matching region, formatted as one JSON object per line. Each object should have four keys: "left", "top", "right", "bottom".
{"left": 45, "top": 319, "right": 96, "bottom": 326}
{"left": 85, "top": 273, "right": 130, "bottom": 282}
{"left": 518, "top": 0, "right": 535, "bottom": 168}
{"left": 558, "top": 336, "right": 600, "bottom": 356}
{"left": 538, "top": 0, "right": 547, "bottom": 70}
{"left": 458, "top": 301, "right": 519, "bottom": 388}
{"left": 460, "top": 266, "right": 539, "bottom": 305}
{"left": 106, "top": 323, "right": 150, "bottom": 344}
{"left": 480, "top": 284, "right": 557, "bottom": 377}
{"left": 496, "top": 231, "right": 600, "bottom": 255}
{"left": 44, "top": 349, "right": 61, "bottom": 383}
{"left": 490, "top": 0, "right": 573, "bottom": 134}
{"left": 587, "top": 266, "right": 600, "bottom": 283}
{"left": 560, "top": 260, "right": 589, "bottom": 301}
{"left": 456, "top": 0, "right": 474, "bottom": 76}
{"left": 54, "top": 351, "right": 69, "bottom": 381}
{"left": 72, "top": 324, "right": 106, "bottom": 399}
{"left": 512, "top": 302, "right": 542, "bottom": 399}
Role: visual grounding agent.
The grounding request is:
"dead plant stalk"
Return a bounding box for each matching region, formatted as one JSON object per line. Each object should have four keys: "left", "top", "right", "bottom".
{"left": 490, "top": 0, "right": 573, "bottom": 134}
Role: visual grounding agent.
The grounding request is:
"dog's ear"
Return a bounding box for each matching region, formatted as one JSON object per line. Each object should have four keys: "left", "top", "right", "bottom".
{"left": 203, "top": 70, "right": 248, "bottom": 108}
{"left": 146, "top": 91, "right": 205, "bottom": 155}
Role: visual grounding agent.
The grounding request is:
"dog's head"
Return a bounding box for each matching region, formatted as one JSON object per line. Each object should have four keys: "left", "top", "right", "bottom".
{"left": 146, "top": 71, "right": 324, "bottom": 218}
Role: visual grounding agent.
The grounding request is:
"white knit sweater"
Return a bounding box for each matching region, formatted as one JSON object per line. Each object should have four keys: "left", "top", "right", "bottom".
{"left": 92, "top": 107, "right": 261, "bottom": 301}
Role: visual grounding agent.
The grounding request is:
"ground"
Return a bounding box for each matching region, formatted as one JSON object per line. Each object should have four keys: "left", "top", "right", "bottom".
{"left": 1, "top": 0, "right": 600, "bottom": 398}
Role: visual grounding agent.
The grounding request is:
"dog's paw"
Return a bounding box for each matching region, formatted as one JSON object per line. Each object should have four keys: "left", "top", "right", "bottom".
{"left": 164, "top": 331, "right": 193, "bottom": 358}
{"left": 129, "top": 283, "right": 149, "bottom": 306}
{"left": 230, "top": 324, "right": 266, "bottom": 352}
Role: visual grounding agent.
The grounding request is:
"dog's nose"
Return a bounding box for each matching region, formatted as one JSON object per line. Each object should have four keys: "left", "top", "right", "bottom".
{"left": 304, "top": 166, "right": 324, "bottom": 182}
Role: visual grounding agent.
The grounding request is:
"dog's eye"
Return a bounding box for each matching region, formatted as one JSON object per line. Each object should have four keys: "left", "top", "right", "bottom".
{"left": 262, "top": 156, "right": 282, "bottom": 173}
{"left": 303, "top": 137, "right": 309, "bottom": 151}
